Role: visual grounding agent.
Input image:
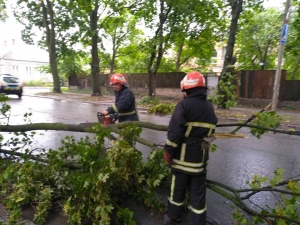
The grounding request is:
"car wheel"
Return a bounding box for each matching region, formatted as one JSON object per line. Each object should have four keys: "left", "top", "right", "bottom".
{"left": 18, "top": 93, "right": 22, "bottom": 99}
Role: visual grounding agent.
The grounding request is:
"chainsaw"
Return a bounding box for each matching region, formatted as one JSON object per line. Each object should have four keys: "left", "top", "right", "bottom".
{"left": 97, "top": 112, "right": 115, "bottom": 125}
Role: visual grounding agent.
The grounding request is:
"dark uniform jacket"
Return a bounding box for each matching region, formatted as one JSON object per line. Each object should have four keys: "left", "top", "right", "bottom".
{"left": 164, "top": 88, "right": 218, "bottom": 174}
{"left": 106, "top": 86, "right": 139, "bottom": 123}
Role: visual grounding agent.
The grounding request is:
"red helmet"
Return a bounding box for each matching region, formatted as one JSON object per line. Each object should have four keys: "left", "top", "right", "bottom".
{"left": 180, "top": 71, "right": 205, "bottom": 91}
{"left": 110, "top": 73, "right": 126, "bottom": 85}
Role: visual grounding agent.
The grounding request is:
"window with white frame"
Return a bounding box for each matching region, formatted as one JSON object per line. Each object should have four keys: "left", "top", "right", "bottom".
{"left": 26, "top": 67, "right": 32, "bottom": 76}
{"left": 12, "top": 65, "right": 19, "bottom": 75}
{"left": 222, "top": 46, "right": 226, "bottom": 59}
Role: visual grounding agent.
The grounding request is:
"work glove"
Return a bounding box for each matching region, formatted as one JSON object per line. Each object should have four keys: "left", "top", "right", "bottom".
{"left": 110, "top": 114, "right": 118, "bottom": 123}
{"left": 164, "top": 151, "right": 174, "bottom": 167}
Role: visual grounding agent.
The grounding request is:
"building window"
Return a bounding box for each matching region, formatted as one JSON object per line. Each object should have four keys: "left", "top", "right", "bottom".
{"left": 12, "top": 65, "right": 19, "bottom": 75}
{"left": 26, "top": 67, "right": 32, "bottom": 76}
{"left": 222, "top": 46, "right": 226, "bottom": 59}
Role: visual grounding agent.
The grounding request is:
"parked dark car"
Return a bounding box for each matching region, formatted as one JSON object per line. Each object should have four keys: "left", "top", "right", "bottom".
{"left": 0, "top": 74, "right": 23, "bottom": 99}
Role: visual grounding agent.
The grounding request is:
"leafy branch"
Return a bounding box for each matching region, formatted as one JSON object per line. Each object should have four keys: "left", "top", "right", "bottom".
{"left": 207, "top": 173, "right": 300, "bottom": 224}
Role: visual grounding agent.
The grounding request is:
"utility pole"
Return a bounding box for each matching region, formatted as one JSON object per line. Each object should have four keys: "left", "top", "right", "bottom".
{"left": 271, "top": 0, "right": 291, "bottom": 111}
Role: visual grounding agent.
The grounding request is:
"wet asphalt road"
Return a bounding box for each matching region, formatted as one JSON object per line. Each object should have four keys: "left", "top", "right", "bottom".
{"left": 2, "top": 89, "right": 300, "bottom": 225}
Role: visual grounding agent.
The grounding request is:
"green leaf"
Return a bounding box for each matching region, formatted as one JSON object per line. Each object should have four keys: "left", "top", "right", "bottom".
{"left": 16, "top": 197, "right": 25, "bottom": 202}
{"left": 277, "top": 219, "right": 287, "bottom": 225}
{"left": 138, "top": 175, "right": 145, "bottom": 183}
{"left": 98, "top": 173, "right": 110, "bottom": 183}
{"left": 83, "top": 180, "right": 89, "bottom": 188}
{"left": 285, "top": 204, "right": 296, "bottom": 214}
{"left": 270, "top": 168, "right": 284, "bottom": 187}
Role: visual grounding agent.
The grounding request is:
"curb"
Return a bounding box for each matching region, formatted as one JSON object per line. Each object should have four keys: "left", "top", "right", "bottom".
{"left": 23, "top": 94, "right": 150, "bottom": 111}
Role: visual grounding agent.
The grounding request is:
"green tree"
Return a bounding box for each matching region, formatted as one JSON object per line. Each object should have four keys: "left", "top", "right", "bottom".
{"left": 172, "top": 0, "right": 225, "bottom": 72}
{"left": 101, "top": 13, "right": 143, "bottom": 74}
{"left": 135, "top": 0, "right": 179, "bottom": 96}
{"left": 66, "top": 0, "right": 134, "bottom": 96}
{"left": 13, "top": 0, "right": 71, "bottom": 93}
{"left": 116, "top": 42, "right": 149, "bottom": 73}
{"left": 217, "top": 0, "right": 263, "bottom": 109}
{"left": 221, "top": 0, "right": 264, "bottom": 75}
{"left": 236, "top": 8, "right": 282, "bottom": 70}
{"left": 58, "top": 50, "right": 90, "bottom": 79}
{"left": 38, "top": 50, "right": 90, "bottom": 86}
{"left": 137, "top": 0, "right": 224, "bottom": 96}
{"left": 284, "top": 1, "right": 300, "bottom": 80}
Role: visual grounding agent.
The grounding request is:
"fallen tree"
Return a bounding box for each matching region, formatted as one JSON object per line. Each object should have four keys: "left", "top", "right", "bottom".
{"left": 0, "top": 119, "right": 299, "bottom": 225}
{"left": 0, "top": 92, "right": 299, "bottom": 224}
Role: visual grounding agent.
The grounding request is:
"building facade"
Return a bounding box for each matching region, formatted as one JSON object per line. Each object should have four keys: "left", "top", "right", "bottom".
{"left": 0, "top": 9, "right": 52, "bottom": 83}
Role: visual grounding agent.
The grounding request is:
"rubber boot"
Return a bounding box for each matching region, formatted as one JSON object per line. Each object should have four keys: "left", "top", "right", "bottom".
{"left": 163, "top": 214, "right": 181, "bottom": 225}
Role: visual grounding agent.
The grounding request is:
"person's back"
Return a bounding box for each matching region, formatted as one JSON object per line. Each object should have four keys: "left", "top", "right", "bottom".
{"left": 163, "top": 71, "right": 217, "bottom": 225}
{"left": 168, "top": 87, "right": 217, "bottom": 175}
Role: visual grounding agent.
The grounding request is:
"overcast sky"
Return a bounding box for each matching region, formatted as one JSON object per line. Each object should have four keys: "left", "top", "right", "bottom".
{"left": 263, "top": 0, "right": 286, "bottom": 8}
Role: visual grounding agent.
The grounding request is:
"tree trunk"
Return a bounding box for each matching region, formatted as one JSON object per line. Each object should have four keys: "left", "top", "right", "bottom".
{"left": 110, "top": 52, "right": 116, "bottom": 74}
{"left": 110, "top": 35, "right": 117, "bottom": 74}
{"left": 261, "top": 40, "right": 272, "bottom": 70}
{"left": 110, "top": 62, "right": 114, "bottom": 74}
{"left": 147, "top": 1, "right": 173, "bottom": 97}
{"left": 221, "top": 0, "right": 243, "bottom": 75}
{"left": 219, "top": 0, "right": 243, "bottom": 109}
{"left": 175, "top": 25, "right": 188, "bottom": 72}
{"left": 42, "top": 0, "right": 61, "bottom": 93}
{"left": 147, "top": 34, "right": 158, "bottom": 97}
{"left": 147, "top": 35, "right": 157, "bottom": 96}
{"left": 90, "top": 5, "right": 102, "bottom": 96}
{"left": 176, "top": 41, "right": 184, "bottom": 72}
{"left": 148, "top": 70, "right": 156, "bottom": 97}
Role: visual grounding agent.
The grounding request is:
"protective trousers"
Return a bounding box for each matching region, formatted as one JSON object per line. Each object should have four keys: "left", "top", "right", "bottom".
{"left": 167, "top": 170, "right": 206, "bottom": 225}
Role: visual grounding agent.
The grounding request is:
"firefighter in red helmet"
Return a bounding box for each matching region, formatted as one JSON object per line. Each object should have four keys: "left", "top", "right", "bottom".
{"left": 102, "top": 73, "right": 139, "bottom": 122}
{"left": 163, "top": 71, "right": 218, "bottom": 225}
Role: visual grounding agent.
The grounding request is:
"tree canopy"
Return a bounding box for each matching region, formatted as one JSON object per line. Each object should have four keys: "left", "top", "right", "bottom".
{"left": 6, "top": 0, "right": 300, "bottom": 94}
{"left": 236, "top": 8, "right": 282, "bottom": 70}
{"left": 283, "top": 0, "right": 300, "bottom": 80}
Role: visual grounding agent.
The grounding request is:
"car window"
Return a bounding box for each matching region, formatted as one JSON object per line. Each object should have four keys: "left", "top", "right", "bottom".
{"left": 3, "top": 77, "right": 19, "bottom": 83}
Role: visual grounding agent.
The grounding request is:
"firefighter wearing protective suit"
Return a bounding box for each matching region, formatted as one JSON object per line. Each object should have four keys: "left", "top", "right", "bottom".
{"left": 102, "top": 73, "right": 139, "bottom": 122}
{"left": 163, "top": 71, "right": 218, "bottom": 225}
